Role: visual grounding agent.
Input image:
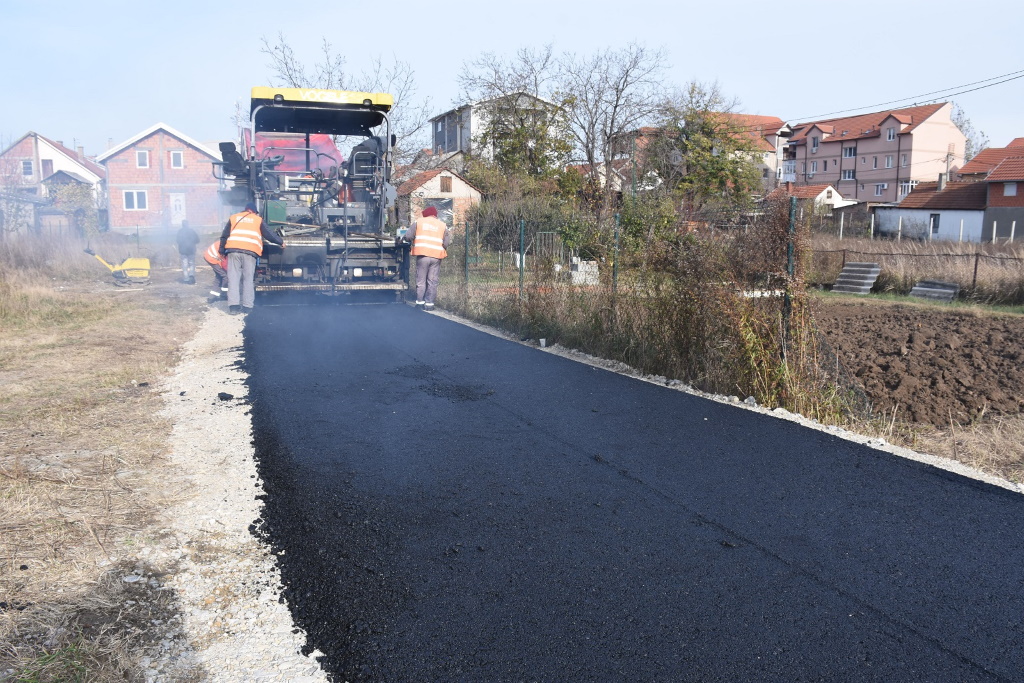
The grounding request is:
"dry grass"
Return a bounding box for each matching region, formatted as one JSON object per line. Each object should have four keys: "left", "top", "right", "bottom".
{"left": 0, "top": 233, "right": 203, "bottom": 680}
{"left": 810, "top": 235, "right": 1024, "bottom": 305}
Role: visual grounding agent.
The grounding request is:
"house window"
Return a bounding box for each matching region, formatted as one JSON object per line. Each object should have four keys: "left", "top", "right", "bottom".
{"left": 885, "top": 155, "right": 894, "bottom": 168}
{"left": 811, "top": 161, "right": 818, "bottom": 173}
{"left": 124, "top": 190, "right": 148, "bottom": 210}
{"left": 875, "top": 184, "right": 887, "bottom": 196}
{"left": 887, "top": 127, "right": 896, "bottom": 141}
{"left": 21, "top": 160, "right": 32, "bottom": 176}
{"left": 842, "top": 169, "right": 855, "bottom": 180}
{"left": 826, "top": 189, "right": 833, "bottom": 199}
{"left": 1006, "top": 182, "right": 1018, "bottom": 197}
{"left": 435, "top": 121, "right": 443, "bottom": 132}
{"left": 901, "top": 154, "right": 907, "bottom": 167}
{"left": 170, "top": 150, "right": 184, "bottom": 169}
{"left": 136, "top": 150, "right": 149, "bottom": 168}
{"left": 762, "top": 167, "right": 769, "bottom": 178}
{"left": 930, "top": 213, "right": 940, "bottom": 234}
{"left": 899, "top": 180, "right": 919, "bottom": 196}
{"left": 872, "top": 156, "right": 878, "bottom": 169}
{"left": 440, "top": 176, "right": 452, "bottom": 193}
{"left": 843, "top": 146, "right": 856, "bottom": 158}
{"left": 811, "top": 136, "right": 819, "bottom": 152}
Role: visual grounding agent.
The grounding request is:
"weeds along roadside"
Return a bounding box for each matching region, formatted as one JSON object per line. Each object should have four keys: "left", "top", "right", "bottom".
{"left": 443, "top": 195, "right": 861, "bottom": 424}
{"left": 441, "top": 201, "right": 1024, "bottom": 484}
{"left": 0, "top": 232, "right": 203, "bottom": 680}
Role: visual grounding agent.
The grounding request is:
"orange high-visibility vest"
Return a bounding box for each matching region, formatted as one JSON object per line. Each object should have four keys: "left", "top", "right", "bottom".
{"left": 410, "top": 216, "right": 447, "bottom": 259}
{"left": 224, "top": 210, "right": 265, "bottom": 256}
{"left": 203, "top": 241, "right": 226, "bottom": 267}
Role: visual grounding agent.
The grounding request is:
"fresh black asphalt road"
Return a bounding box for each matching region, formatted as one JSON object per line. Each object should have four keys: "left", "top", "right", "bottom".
{"left": 243, "top": 300, "right": 1024, "bottom": 682}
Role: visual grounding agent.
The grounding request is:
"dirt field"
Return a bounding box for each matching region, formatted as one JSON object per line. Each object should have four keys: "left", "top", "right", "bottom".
{"left": 809, "top": 295, "right": 1024, "bottom": 428}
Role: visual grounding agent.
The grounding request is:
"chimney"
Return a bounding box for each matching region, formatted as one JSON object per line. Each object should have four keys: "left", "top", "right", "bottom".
{"left": 56, "top": 140, "right": 64, "bottom": 147}
{"left": 76, "top": 146, "right": 85, "bottom": 160}
{"left": 937, "top": 173, "right": 947, "bottom": 192}
{"left": 786, "top": 181, "right": 794, "bottom": 194}
{"left": 107, "top": 138, "right": 114, "bottom": 150}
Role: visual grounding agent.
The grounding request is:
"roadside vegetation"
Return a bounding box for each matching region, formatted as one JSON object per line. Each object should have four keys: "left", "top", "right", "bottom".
{"left": 422, "top": 51, "right": 1024, "bottom": 485}
{"left": 0, "top": 233, "right": 201, "bottom": 681}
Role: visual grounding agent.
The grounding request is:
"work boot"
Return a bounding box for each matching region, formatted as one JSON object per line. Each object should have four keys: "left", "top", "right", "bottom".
{"left": 424, "top": 303, "right": 435, "bottom": 312}
{"left": 229, "top": 305, "right": 241, "bottom": 315}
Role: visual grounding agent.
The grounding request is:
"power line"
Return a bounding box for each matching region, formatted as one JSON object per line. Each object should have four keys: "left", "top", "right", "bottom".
{"left": 787, "top": 68, "right": 1024, "bottom": 123}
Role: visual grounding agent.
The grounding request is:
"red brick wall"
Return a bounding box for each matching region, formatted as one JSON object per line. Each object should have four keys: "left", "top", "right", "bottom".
{"left": 105, "top": 130, "right": 227, "bottom": 235}
{"left": 987, "top": 181, "right": 1024, "bottom": 207}
{"left": 1, "top": 137, "right": 38, "bottom": 186}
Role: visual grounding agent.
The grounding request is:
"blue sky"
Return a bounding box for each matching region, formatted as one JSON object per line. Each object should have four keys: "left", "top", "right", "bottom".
{"left": 5, "top": 0, "right": 1021, "bottom": 157}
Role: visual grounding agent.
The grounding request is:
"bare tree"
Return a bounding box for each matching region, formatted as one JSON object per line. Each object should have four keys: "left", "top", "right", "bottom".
{"left": 951, "top": 101, "right": 990, "bottom": 162}
{"left": 556, "top": 44, "right": 668, "bottom": 224}
{"left": 457, "top": 45, "right": 572, "bottom": 178}
{"left": 258, "top": 33, "right": 432, "bottom": 163}
{"left": 458, "top": 44, "right": 558, "bottom": 103}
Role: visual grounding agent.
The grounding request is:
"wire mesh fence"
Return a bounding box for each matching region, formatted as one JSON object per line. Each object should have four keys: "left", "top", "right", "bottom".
{"left": 422, "top": 198, "right": 870, "bottom": 420}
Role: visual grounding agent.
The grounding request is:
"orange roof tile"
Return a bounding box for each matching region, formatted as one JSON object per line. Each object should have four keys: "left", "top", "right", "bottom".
{"left": 960, "top": 147, "right": 1024, "bottom": 176}
{"left": 1008, "top": 137, "right": 1024, "bottom": 148}
{"left": 898, "top": 181, "right": 988, "bottom": 210}
{"left": 789, "top": 103, "right": 946, "bottom": 145}
{"left": 987, "top": 156, "right": 1024, "bottom": 182}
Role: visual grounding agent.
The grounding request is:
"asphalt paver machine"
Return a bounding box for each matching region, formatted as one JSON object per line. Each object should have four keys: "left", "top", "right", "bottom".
{"left": 214, "top": 87, "right": 408, "bottom": 295}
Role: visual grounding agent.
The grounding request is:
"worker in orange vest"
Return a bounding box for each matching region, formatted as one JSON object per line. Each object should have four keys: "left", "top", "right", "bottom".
{"left": 406, "top": 206, "right": 451, "bottom": 311}
{"left": 218, "top": 203, "right": 284, "bottom": 314}
{"left": 202, "top": 240, "right": 228, "bottom": 302}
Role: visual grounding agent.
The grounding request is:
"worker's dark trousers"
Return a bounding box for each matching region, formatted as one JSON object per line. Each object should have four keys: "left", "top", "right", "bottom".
{"left": 415, "top": 255, "right": 443, "bottom": 304}
{"left": 227, "top": 252, "right": 257, "bottom": 308}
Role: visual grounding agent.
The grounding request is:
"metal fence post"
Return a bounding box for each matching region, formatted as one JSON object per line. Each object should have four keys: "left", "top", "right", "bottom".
{"left": 613, "top": 213, "right": 620, "bottom": 299}
{"left": 783, "top": 196, "right": 797, "bottom": 361}
{"left": 464, "top": 220, "right": 470, "bottom": 286}
{"left": 519, "top": 219, "right": 525, "bottom": 301}
{"left": 973, "top": 252, "right": 980, "bottom": 289}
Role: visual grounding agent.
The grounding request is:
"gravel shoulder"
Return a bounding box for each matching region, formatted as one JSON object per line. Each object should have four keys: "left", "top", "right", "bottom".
{"left": 151, "top": 305, "right": 327, "bottom": 682}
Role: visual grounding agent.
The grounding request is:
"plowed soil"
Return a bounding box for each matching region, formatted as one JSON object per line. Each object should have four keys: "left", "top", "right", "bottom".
{"left": 810, "top": 297, "right": 1024, "bottom": 427}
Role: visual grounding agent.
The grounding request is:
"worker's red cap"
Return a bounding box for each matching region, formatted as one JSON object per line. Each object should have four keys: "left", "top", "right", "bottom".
{"left": 422, "top": 206, "right": 438, "bottom": 218}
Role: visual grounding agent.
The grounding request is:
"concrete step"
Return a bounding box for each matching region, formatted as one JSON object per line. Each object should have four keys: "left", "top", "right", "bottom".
{"left": 909, "top": 279, "right": 959, "bottom": 303}
{"left": 832, "top": 262, "right": 880, "bottom": 295}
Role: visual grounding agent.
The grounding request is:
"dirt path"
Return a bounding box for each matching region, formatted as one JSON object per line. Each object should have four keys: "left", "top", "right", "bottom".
{"left": 809, "top": 296, "right": 1024, "bottom": 427}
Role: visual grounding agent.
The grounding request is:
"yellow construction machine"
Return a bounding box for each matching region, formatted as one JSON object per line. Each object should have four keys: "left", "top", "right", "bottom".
{"left": 84, "top": 248, "right": 151, "bottom": 285}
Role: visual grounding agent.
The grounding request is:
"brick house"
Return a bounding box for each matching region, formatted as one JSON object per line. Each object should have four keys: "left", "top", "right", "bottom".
{"left": 782, "top": 103, "right": 965, "bottom": 204}
{"left": 97, "top": 123, "right": 226, "bottom": 237}
{"left": 957, "top": 138, "right": 1024, "bottom": 182}
{"left": 395, "top": 169, "right": 481, "bottom": 228}
{"left": 983, "top": 156, "right": 1024, "bottom": 242}
{"left": 0, "top": 132, "right": 105, "bottom": 234}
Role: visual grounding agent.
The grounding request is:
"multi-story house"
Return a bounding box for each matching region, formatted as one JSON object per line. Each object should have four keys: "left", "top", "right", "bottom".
{"left": 97, "top": 123, "right": 226, "bottom": 236}
{"left": 781, "top": 103, "right": 965, "bottom": 204}
{"left": 0, "top": 132, "right": 105, "bottom": 199}
{"left": 0, "top": 132, "right": 106, "bottom": 234}
{"left": 429, "top": 93, "right": 560, "bottom": 161}
{"left": 726, "top": 114, "right": 790, "bottom": 192}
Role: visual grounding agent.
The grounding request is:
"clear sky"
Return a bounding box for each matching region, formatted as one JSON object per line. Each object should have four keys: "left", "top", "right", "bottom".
{"left": 4, "top": 0, "right": 1021, "bottom": 157}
